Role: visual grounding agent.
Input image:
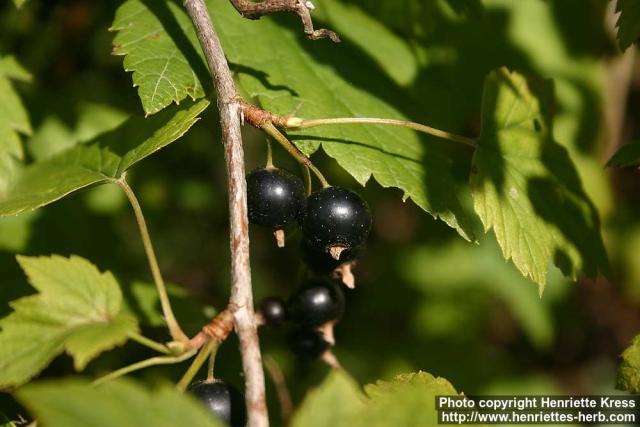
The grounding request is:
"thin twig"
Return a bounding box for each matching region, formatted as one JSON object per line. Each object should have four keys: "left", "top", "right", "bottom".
{"left": 93, "top": 351, "right": 196, "bottom": 386}
{"left": 117, "top": 177, "right": 188, "bottom": 342}
{"left": 128, "top": 332, "right": 171, "bottom": 354}
{"left": 227, "top": 0, "right": 340, "bottom": 42}
{"left": 288, "top": 117, "right": 477, "bottom": 148}
{"left": 182, "top": 1, "right": 268, "bottom": 426}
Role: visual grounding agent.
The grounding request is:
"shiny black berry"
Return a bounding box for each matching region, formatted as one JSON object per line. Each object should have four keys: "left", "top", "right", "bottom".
{"left": 189, "top": 380, "right": 246, "bottom": 427}
{"left": 287, "top": 328, "right": 331, "bottom": 361}
{"left": 258, "top": 296, "right": 286, "bottom": 327}
{"left": 246, "top": 168, "right": 305, "bottom": 228}
{"left": 286, "top": 278, "right": 345, "bottom": 327}
{"left": 300, "top": 187, "right": 372, "bottom": 254}
{"left": 301, "top": 240, "right": 361, "bottom": 275}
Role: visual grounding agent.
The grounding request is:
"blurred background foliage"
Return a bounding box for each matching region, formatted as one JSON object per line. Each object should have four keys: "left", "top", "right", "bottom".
{"left": 1, "top": 0, "right": 640, "bottom": 425}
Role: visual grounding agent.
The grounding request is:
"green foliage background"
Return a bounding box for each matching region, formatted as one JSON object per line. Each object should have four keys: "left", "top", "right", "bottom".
{"left": 1, "top": 0, "right": 640, "bottom": 425}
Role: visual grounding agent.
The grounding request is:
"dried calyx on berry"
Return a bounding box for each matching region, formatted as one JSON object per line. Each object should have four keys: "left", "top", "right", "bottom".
{"left": 300, "top": 186, "right": 372, "bottom": 259}
{"left": 301, "top": 240, "right": 362, "bottom": 288}
{"left": 256, "top": 296, "right": 286, "bottom": 327}
{"left": 286, "top": 277, "right": 345, "bottom": 328}
{"left": 246, "top": 167, "right": 305, "bottom": 247}
{"left": 188, "top": 380, "right": 247, "bottom": 427}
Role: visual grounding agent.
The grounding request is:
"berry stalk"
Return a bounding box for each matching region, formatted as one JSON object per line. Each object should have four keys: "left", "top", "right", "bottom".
{"left": 261, "top": 122, "right": 331, "bottom": 188}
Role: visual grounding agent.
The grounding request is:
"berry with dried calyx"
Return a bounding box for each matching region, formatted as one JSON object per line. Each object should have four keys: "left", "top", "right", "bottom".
{"left": 301, "top": 240, "right": 362, "bottom": 288}
{"left": 300, "top": 186, "right": 372, "bottom": 258}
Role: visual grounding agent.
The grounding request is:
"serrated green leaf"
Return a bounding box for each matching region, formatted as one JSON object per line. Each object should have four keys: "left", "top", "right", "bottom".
{"left": 17, "top": 378, "right": 224, "bottom": 427}
{"left": 607, "top": 142, "right": 640, "bottom": 168}
{"left": 616, "top": 0, "right": 640, "bottom": 51}
{"left": 357, "top": 372, "right": 467, "bottom": 427}
{"left": 291, "top": 371, "right": 475, "bottom": 427}
{"left": 290, "top": 370, "right": 365, "bottom": 427}
{"left": 0, "top": 99, "right": 208, "bottom": 217}
{"left": 470, "top": 68, "right": 608, "bottom": 292}
{"left": 618, "top": 335, "right": 640, "bottom": 393}
{"left": 209, "top": 1, "right": 475, "bottom": 241}
{"left": 0, "top": 55, "right": 32, "bottom": 161}
{"left": 111, "top": 0, "right": 209, "bottom": 115}
{"left": 0, "top": 255, "right": 138, "bottom": 387}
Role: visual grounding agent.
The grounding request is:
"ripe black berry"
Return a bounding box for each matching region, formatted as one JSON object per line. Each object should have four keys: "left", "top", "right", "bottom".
{"left": 301, "top": 240, "right": 361, "bottom": 275}
{"left": 286, "top": 278, "right": 345, "bottom": 327}
{"left": 287, "top": 328, "right": 331, "bottom": 361}
{"left": 188, "top": 380, "right": 246, "bottom": 427}
{"left": 300, "top": 187, "right": 372, "bottom": 255}
{"left": 246, "top": 168, "right": 305, "bottom": 228}
{"left": 257, "top": 296, "right": 286, "bottom": 327}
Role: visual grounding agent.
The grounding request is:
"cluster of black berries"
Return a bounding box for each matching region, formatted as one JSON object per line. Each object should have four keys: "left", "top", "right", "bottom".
{"left": 248, "top": 165, "right": 372, "bottom": 362}
{"left": 188, "top": 166, "right": 372, "bottom": 426}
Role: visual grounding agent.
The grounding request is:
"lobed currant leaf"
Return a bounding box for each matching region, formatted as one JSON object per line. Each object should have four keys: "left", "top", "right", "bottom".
{"left": 111, "top": 0, "right": 209, "bottom": 116}
{"left": 0, "top": 255, "right": 138, "bottom": 387}
{"left": 471, "top": 68, "right": 608, "bottom": 293}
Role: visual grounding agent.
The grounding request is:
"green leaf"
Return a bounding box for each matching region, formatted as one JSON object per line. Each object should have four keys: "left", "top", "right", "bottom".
{"left": 607, "top": 142, "right": 640, "bottom": 168}
{"left": 0, "top": 99, "right": 208, "bottom": 217}
{"left": 17, "top": 378, "right": 224, "bottom": 427}
{"left": 111, "top": 0, "right": 209, "bottom": 115}
{"left": 210, "top": 1, "right": 475, "bottom": 241}
{"left": 471, "top": 68, "right": 608, "bottom": 292}
{"left": 618, "top": 335, "right": 640, "bottom": 393}
{"left": 290, "top": 371, "right": 366, "bottom": 427}
{"left": 357, "top": 372, "right": 464, "bottom": 427}
{"left": 11, "top": 0, "right": 27, "bottom": 8}
{"left": 616, "top": 0, "right": 640, "bottom": 51}
{"left": 0, "top": 55, "right": 32, "bottom": 161}
{"left": 291, "top": 371, "right": 473, "bottom": 427}
{"left": 0, "top": 255, "right": 138, "bottom": 388}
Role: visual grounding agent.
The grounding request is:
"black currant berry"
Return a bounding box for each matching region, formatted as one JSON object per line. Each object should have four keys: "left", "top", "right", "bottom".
{"left": 300, "top": 187, "right": 372, "bottom": 255}
{"left": 286, "top": 278, "right": 345, "bottom": 327}
{"left": 287, "top": 328, "right": 331, "bottom": 361}
{"left": 189, "top": 380, "right": 246, "bottom": 427}
{"left": 246, "top": 168, "right": 305, "bottom": 228}
{"left": 301, "top": 240, "right": 361, "bottom": 275}
{"left": 257, "top": 296, "right": 286, "bottom": 327}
